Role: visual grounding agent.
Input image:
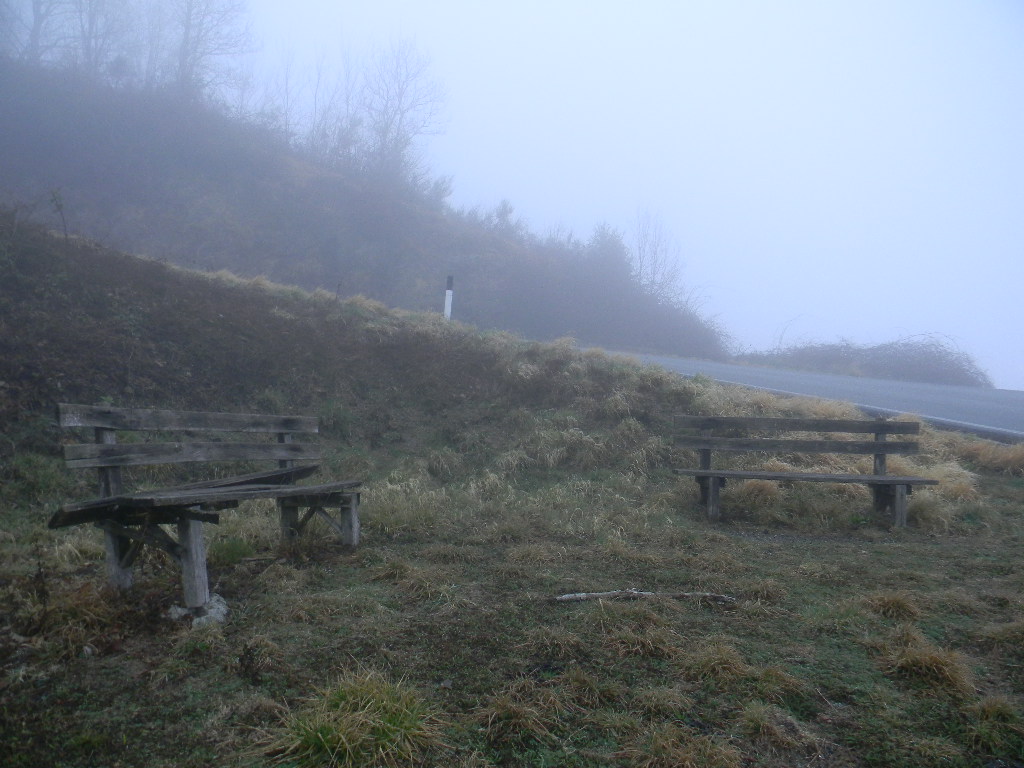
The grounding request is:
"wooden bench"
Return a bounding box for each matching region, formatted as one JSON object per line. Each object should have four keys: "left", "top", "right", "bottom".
{"left": 672, "top": 416, "right": 938, "bottom": 526}
{"left": 48, "top": 403, "right": 362, "bottom": 610}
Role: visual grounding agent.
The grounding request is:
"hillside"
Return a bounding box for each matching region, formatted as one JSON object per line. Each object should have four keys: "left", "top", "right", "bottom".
{"left": 2, "top": 216, "right": 1023, "bottom": 767}
{"left": 1, "top": 58, "right": 1000, "bottom": 387}
{"left": 0, "top": 60, "right": 728, "bottom": 362}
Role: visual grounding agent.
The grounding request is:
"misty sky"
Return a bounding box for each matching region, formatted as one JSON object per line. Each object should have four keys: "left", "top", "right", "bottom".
{"left": 247, "top": 0, "right": 1024, "bottom": 391}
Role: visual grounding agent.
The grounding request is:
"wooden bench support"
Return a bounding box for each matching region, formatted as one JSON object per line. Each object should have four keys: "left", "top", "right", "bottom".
{"left": 278, "top": 493, "right": 360, "bottom": 546}
{"left": 102, "top": 528, "right": 134, "bottom": 591}
{"left": 178, "top": 517, "right": 210, "bottom": 609}
{"left": 279, "top": 500, "right": 300, "bottom": 543}
{"left": 892, "top": 485, "right": 908, "bottom": 528}
{"left": 706, "top": 477, "right": 723, "bottom": 522}
{"left": 97, "top": 520, "right": 185, "bottom": 565}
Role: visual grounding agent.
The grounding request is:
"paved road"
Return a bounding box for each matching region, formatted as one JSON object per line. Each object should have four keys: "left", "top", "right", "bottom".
{"left": 630, "top": 354, "right": 1024, "bottom": 442}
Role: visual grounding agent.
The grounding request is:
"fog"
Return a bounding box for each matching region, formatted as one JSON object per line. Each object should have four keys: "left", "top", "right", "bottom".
{"left": 248, "top": 0, "right": 1024, "bottom": 391}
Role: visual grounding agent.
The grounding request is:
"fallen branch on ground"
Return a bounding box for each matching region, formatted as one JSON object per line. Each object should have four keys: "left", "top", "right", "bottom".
{"left": 554, "top": 588, "right": 736, "bottom": 605}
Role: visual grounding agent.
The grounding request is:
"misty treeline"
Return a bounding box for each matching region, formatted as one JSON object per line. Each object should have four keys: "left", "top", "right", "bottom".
{"left": 0, "top": 1, "right": 439, "bottom": 185}
{"left": 0, "top": 47, "right": 727, "bottom": 359}
{"left": 0, "top": 0, "right": 250, "bottom": 93}
{"left": 738, "top": 338, "right": 994, "bottom": 388}
{"left": 0, "top": 5, "right": 993, "bottom": 384}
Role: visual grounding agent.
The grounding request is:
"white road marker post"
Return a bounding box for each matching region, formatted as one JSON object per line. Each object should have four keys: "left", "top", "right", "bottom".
{"left": 443, "top": 275, "right": 454, "bottom": 320}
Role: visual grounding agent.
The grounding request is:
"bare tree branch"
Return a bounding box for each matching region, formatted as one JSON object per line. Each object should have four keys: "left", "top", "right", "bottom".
{"left": 361, "top": 40, "right": 445, "bottom": 180}
{"left": 167, "top": 0, "right": 250, "bottom": 97}
{"left": 633, "top": 209, "right": 684, "bottom": 305}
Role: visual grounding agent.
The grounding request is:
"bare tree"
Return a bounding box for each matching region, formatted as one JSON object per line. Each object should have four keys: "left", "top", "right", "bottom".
{"left": 167, "top": 0, "right": 250, "bottom": 96}
{"left": 20, "top": 0, "right": 66, "bottom": 63}
{"left": 0, "top": 1, "right": 18, "bottom": 56}
{"left": 361, "top": 40, "right": 444, "bottom": 180}
{"left": 67, "top": 0, "right": 130, "bottom": 75}
{"left": 632, "top": 209, "right": 685, "bottom": 305}
{"left": 304, "top": 54, "right": 364, "bottom": 169}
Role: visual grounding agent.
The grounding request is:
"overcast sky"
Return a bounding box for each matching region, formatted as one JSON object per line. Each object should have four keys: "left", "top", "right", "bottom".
{"left": 247, "top": 0, "right": 1024, "bottom": 391}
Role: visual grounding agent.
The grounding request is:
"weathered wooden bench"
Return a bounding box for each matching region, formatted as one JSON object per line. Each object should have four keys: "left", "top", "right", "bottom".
{"left": 48, "top": 403, "right": 362, "bottom": 610}
{"left": 672, "top": 416, "right": 938, "bottom": 526}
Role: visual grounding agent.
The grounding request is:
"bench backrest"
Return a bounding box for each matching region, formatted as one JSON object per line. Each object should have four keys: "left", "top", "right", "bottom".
{"left": 58, "top": 403, "right": 321, "bottom": 497}
{"left": 674, "top": 416, "right": 922, "bottom": 475}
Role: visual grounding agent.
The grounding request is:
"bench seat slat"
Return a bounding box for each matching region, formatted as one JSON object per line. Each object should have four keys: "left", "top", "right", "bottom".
{"left": 158, "top": 464, "right": 320, "bottom": 490}
{"left": 58, "top": 403, "right": 319, "bottom": 433}
{"left": 122, "top": 481, "right": 362, "bottom": 507}
{"left": 673, "top": 468, "right": 938, "bottom": 484}
{"left": 674, "top": 416, "right": 920, "bottom": 434}
{"left": 64, "top": 441, "right": 322, "bottom": 468}
{"left": 674, "top": 437, "right": 920, "bottom": 454}
{"left": 49, "top": 480, "right": 362, "bottom": 528}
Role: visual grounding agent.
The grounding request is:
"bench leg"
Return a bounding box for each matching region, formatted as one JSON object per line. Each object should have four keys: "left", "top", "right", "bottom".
{"left": 279, "top": 500, "right": 300, "bottom": 544}
{"left": 892, "top": 485, "right": 909, "bottom": 529}
{"left": 103, "top": 529, "right": 134, "bottom": 591}
{"left": 177, "top": 518, "right": 210, "bottom": 609}
{"left": 311, "top": 494, "right": 361, "bottom": 546}
{"left": 697, "top": 477, "right": 709, "bottom": 505}
{"left": 339, "top": 493, "right": 360, "bottom": 546}
{"left": 279, "top": 495, "right": 360, "bottom": 547}
{"left": 706, "top": 478, "right": 723, "bottom": 522}
{"left": 872, "top": 485, "right": 894, "bottom": 513}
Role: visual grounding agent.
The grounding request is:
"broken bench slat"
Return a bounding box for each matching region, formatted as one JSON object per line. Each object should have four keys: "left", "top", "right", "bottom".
{"left": 164, "top": 463, "right": 321, "bottom": 490}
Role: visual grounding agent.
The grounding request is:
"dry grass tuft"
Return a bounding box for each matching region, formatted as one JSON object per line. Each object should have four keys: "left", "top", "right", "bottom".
{"left": 737, "top": 701, "right": 815, "bottom": 751}
{"left": 680, "top": 641, "right": 751, "bottom": 683}
{"left": 965, "top": 695, "right": 1024, "bottom": 756}
{"left": 50, "top": 529, "right": 105, "bottom": 566}
{"left": 519, "top": 626, "right": 591, "bottom": 662}
{"left": 752, "top": 666, "right": 810, "bottom": 705}
{"left": 264, "top": 668, "right": 444, "bottom": 768}
{"left": 372, "top": 559, "right": 452, "bottom": 601}
{"left": 426, "top": 448, "right": 463, "bottom": 481}
{"left": 629, "top": 685, "right": 693, "bottom": 717}
{"left": 738, "top": 578, "right": 788, "bottom": 604}
{"left": 557, "top": 666, "right": 626, "bottom": 708}
{"left": 365, "top": 475, "right": 452, "bottom": 535}
{"left": 476, "top": 677, "right": 571, "bottom": 746}
{"left": 861, "top": 590, "right": 924, "bottom": 620}
{"left": 930, "top": 431, "right": 1024, "bottom": 475}
{"left": 153, "top": 624, "right": 228, "bottom": 683}
{"left": 231, "top": 635, "right": 283, "bottom": 683}
{"left": 2, "top": 574, "right": 163, "bottom": 660}
{"left": 907, "top": 490, "right": 959, "bottom": 533}
{"left": 255, "top": 561, "right": 311, "bottom": 594}
{"left": 604, "top": 625, "right": 683, "bottom": 659}
{"left": 617, "top": 724, "right": 742, "bottom": 768}
{"left": 977, "top": 619, "right": 1024, "bottom": 659}
{"left": 505, "top": 542, "right": 560, "bottom": 565}
{"left": 878, "top": 624, "right": 974, "bottom": 695}
{"left": 599, "top": 536, "right": 663, "bottom": 566}
{"left": 731, "top": 478, "right": 781, "bottom": 507}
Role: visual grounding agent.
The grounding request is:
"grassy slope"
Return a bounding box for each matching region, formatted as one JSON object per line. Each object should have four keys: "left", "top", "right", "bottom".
{"left": 1, "top": 223, "right": 1023, "bottom": 767}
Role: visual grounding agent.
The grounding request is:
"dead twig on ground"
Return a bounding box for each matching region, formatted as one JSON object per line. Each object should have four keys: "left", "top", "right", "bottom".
{"left": 553, "top": 588, "right": 736, "bottom": 605}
